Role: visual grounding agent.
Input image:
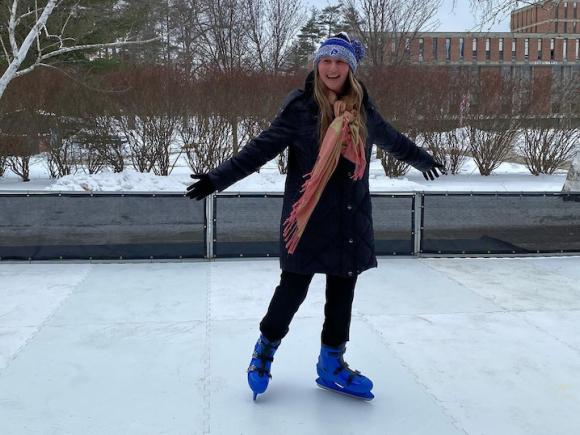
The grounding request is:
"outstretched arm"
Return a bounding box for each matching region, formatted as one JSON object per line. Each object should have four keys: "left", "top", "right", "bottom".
{"left": 366, "top": 98, "right": 446, "bottom": 179}
{"left": 206, "top": 111, "right": 295, "bottom": 193}
{"left": 186, "top": 92, "right": 300, "bottom": 200}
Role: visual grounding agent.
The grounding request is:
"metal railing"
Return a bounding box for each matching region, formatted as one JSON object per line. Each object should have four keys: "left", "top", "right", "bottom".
{"left": 0, "top": 190, "right": 578, "bottom": 261}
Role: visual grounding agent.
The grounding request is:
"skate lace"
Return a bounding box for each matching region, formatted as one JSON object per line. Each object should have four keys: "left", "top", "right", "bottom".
{"left": 331, "top": 351, "right": 361, "bottom": 386}
{"left": 247, "top": 340, "right": 278, "bottom": 378}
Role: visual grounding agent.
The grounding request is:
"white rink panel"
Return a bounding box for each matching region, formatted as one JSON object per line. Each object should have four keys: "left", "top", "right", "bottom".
{"left": 209, "top": 317, "right": 464, "bottom": 435}
{"left": 356, "top": 258, "right": 500, "bottom": 315}
{"left": 0, "top": 321, "right": 206, "bottom": 435}
{"left": 423, "top": 257, "right": 580, "bottom": 311}
{"left": 51, "top": 263, "right": 209, "bottom": 325}
{"left": 365, "top": 311, "right": 580, "bottom": 435}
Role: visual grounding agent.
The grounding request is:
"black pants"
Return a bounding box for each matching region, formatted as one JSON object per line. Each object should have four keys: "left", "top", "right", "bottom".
{"left": 259, "top": 270, "right": 357, "bottom": 347}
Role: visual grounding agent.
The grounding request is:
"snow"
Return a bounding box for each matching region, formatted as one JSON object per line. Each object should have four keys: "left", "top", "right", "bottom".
{"left": 1, "top": 256, "right": 580, "bottom": 434}
{"left": 0, "top": 152, "right": 570, "bottom": 193}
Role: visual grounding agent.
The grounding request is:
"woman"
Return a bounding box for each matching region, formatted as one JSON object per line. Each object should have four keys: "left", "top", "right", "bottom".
{"left": 186, "top": 33, "right": 445, "bottom": 401}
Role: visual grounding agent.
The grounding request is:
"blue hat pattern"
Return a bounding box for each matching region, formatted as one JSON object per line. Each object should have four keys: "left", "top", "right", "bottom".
{"left": 314, "top": 33, "right": 366, "bottom": 72}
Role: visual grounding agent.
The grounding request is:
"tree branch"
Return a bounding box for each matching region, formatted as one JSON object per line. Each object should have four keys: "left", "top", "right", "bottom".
{"left": 38, "top": 37, "right": 161, "bottom": 62}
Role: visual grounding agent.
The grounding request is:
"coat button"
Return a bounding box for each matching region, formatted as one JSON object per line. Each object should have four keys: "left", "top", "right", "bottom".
{"left": 347, "top": 271, "right": 353, "bottom": 277}
{"left": 348, "top": 238, "right": 354, "bottom": 244}
{"left": 347, "top": 171, "right": 352, "bottom": 177}
{"left": 347, "top": 204, "right": 352, "bottom": 210}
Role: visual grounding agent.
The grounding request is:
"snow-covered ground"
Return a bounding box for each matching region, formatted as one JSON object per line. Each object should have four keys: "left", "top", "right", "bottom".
{"left": 1, "top": 257, "right": 579, "bottom": 435}
{"left": 0, "top": 152, "right": 569, "bottom": 193}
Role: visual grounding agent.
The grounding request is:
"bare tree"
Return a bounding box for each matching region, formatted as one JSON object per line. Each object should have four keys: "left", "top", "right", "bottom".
{"left": 421, "top": 129, "right": 469, "bottom": 175}
{"left": 518, "top": 127, "right": 579, "bottom": 175}
{"left": 343, "top": 0, "right": 440, "bottom": 66}
{"left": 467, "top": 120, "right": 519, "bottom": 176}
{"left": 180, "top": 114, "right": 233, "bottom": 175}
{"left": 244, "top": 0, "right": 305, "bottom": 73}
{"left": 0, "top": 0, "right": 159, "bottom": 101}
{"left": 44, "top": 112, "right": 87, "bottom": 178}
{"left": 378, "top": 148, "right": 409, "bottom": 177}
{"left": 194, "top": 0, "right": 248, "bottom": 73}
{"left": 170, "top": 0, "right": 205, "bottom": 77}
{"left": 77, "top": 116, "right": 126, "bottom": 173}
{"left": 111, "top": 66, "right": 184, "bottom": 175}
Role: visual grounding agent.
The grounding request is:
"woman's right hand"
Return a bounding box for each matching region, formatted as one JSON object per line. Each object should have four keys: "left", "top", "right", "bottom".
{"left": 185, "top": 174, "right": 216, "bottom": 200}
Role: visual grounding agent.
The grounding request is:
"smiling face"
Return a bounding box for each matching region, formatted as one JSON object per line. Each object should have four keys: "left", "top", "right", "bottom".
{"left": 317, "top": 56, "right": 350, "bottom": 94}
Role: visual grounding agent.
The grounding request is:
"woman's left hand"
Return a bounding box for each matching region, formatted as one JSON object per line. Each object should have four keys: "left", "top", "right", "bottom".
{"left": 422, "top": 162, "right": 447, "bottom": 181}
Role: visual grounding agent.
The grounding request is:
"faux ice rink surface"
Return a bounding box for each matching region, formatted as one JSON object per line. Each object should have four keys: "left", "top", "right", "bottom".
{"left": 1, "top": 256, "right": 579, "bottom": 435}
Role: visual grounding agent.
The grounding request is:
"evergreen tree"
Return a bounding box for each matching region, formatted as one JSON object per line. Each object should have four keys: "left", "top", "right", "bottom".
{"left": 318, "top": 4, "right": 350, "bottom": 39}
{"left": 288, "top": 8, "right": 322, "bottom": 68}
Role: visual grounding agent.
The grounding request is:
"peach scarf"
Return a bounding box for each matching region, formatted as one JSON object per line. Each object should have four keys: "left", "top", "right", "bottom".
{"left": 283, "top": 96, "right": 366, "bottom": 255}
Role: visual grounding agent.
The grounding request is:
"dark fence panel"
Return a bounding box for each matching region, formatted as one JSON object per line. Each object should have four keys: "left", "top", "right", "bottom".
{"left": 421, "top": 193, "right": 580, "bottom": 254}
{"left": 0, "top": 193, "right": 205, "bottom": 260}
{"left": 213, "top": 193, "right": 414, "bottom": 257}
{"left": 214, "top": 194, "right": 283, "bottom": 257}
{"left": 371, "top": 194, "right": 415, "bottom": 255}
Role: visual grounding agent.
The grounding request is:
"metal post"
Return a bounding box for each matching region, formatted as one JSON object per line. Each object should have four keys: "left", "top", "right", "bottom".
{"left": 413, "top": 192, "right": 423, "bottom": 256}
{"left": 206, "top": 193, "right": 215, "bottom": 259}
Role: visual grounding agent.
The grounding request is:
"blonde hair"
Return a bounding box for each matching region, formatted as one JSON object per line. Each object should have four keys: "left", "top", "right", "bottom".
{"left": 313, "top": 67, "right": 367, "bottom": 149}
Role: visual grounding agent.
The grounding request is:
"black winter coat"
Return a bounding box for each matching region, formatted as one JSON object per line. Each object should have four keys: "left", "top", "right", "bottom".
{"left": 207, "top": 71, "right": 436, "bottom": 278}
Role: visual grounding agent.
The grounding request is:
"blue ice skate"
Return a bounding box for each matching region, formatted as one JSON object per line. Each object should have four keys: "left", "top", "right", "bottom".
{"left": 315, "top": 342, "right": 374, "bottom": 400}
{"left": 247, "top": 334, "right": 281, "bottom": 401}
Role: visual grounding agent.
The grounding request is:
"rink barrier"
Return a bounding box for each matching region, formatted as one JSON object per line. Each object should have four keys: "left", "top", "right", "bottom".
{"left": 420, "top": 192, "right": 580, "bottom": 255}
{"left": 0, "top": 192, "right": 205, "bottom": 261}
{"left": 212, "top": 192, "right": 416, "bottom": 258}
{"left": 0, "top": 191, "right": 579, "bottom": 261}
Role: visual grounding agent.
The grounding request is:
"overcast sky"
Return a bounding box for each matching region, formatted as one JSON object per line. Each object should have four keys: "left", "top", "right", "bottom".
{"left": 306, "top": 0, "right": 511, "bottom": 32}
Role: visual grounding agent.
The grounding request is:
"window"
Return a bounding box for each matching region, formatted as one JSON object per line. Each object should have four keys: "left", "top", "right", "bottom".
{"left": 551, "top": 38, "right": 555, "bottom": 60}
{"left": 485, "top": 38, "right": 491, "bottom": 60}
{"left": 419, "top": 38, "right": 424, "bottom": 62}
{"left": 472, "top": 37, "right": 477, "bottom": 60}
{"left": 524, "top": 38, "right": 529, "bottom": 60}
{"left": 563, "top": 38, "right": 568, "bottom": 60}
{"left": 405, "top": 38, "right": 411, "bottom": 55}
{"left": 564, "top": 21, "right": 568, "bottom": 32}
{"left": 445, "top": 38, "right": 451, "bottom": 61}
{"left": 499, "top": 38, "right": 504, "bottom": 61}
{"left": 538, "top": 39, "right": 542, "bottom": 60}
{"left": 512, "top": 38, "right": 517, "bottom": 60}
{"left": 433, "top": 38, "right": 438, "bottom": 60}
{"left": 459, "top": 37, "right": 465, "bottom": 59}
{"left": 576, "top": 38, "right": 579, "bottom": 60}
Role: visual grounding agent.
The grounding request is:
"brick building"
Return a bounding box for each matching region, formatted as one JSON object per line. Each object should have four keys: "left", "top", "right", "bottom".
{"left": 394, "top": 1, "right": 580, "bottom": 65}
{"left": 405, "top": 32, "right": 579, "bottom": 65}
{"left": 511, "top": 0, "right": 579, "bottom": 34}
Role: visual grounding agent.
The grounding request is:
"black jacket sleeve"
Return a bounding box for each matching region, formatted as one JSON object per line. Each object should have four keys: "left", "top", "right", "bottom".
{"left": 366, "top": 96, "right": 435, "bottom": 172}
{"left": 207, "top": 91, "right": 299, "bottom": 192}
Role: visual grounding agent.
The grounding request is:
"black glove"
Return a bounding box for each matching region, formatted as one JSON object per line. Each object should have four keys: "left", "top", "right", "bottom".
{"left": 185, "top": 174, "right": 216, "bottom": 200}
{"left": 422, "top": 161, "right": 447, "bottom": 181}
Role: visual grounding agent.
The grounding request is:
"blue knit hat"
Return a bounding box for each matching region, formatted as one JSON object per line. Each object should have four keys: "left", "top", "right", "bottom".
{"left": 313, "top": 32, "right": 365, "bottom": 72}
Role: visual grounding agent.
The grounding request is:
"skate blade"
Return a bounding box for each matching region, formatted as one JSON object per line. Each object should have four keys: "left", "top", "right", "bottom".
{"left": 315, "top": 378, "right": 374, "bottom": 401}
